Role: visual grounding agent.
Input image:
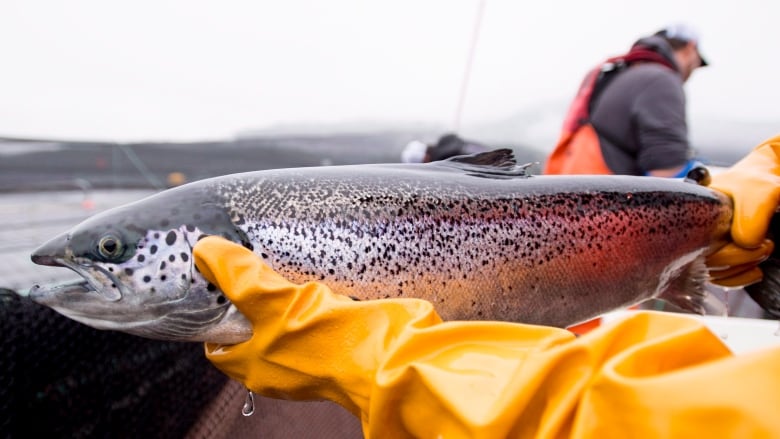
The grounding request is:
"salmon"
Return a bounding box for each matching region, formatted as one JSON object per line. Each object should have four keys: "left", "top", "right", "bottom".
{"left": 27, "top": 150, "right": 732, "bottom": 343}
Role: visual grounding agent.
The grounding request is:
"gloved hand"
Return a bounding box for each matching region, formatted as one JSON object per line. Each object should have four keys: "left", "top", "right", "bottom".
{"left": 195, "top": 236, "right": 780, "bottom": 438}
{"left": 706, "top": 241, "right": 774, "bottom": 288}
{"left": 706, "top": 135, "right": 780, "bottom": 287}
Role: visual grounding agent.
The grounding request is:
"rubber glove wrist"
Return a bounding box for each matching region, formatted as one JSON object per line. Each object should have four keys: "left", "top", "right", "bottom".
{"left": 193, "top": 236, "right": 443, "bottom": 417}
{"left": 708, "top": 136, "right": 780, "bottom": 248}
{"left": 705, "top": 136, "right": 780, "bottom": 287}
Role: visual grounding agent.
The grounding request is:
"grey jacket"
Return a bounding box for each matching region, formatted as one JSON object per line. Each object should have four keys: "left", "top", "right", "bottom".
{"left": 589, "top": 36, "right": 692, "bottom": 175}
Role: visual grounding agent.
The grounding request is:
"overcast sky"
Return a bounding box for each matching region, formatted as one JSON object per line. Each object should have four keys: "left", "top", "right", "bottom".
{"left": 1, "top": 0, "right": 778, "bottom": 144}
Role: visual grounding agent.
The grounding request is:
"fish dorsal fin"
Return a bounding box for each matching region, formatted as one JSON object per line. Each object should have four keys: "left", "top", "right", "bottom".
{"left": 435, "top": 148, "right": 534, "bottom": 179}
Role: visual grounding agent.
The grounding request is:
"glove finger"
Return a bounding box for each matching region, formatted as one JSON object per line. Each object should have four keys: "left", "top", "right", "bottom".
{"left": 709, "top": 267, "right": 763, "bottom": 289}
{"left": 705, "top": 240, "right": 774, "bottom": 269}
{"left": 193, "top": 236, "right": 297, "bottom": 306}
{"left": 709, "top": 262, "right": 761, "bottom": 281}
{"left": 731, "top": 196, "right": 780, "bottom": 248}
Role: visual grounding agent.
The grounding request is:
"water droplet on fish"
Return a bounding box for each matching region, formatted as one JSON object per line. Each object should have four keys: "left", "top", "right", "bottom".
{"left": 242, "top": 389, "right": 255, "bottom": 417}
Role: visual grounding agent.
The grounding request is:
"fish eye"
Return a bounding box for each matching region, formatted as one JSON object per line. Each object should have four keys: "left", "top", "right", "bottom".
{"left": 97, "top": 234, "right": 124, "bottom": 260}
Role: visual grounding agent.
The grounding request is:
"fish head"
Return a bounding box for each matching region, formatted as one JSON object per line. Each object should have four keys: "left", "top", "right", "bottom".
{"left": 29, "top": 187, "right": 252, "bottom": 343}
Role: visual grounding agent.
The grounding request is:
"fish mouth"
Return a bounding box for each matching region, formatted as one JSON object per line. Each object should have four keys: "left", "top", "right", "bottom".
{"left": 30, "top": 257, "right": 124, "bottom": 302}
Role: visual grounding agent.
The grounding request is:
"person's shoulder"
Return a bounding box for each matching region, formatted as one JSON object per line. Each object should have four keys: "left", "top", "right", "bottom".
{"left": 620, "top": 64, "right": 683, "bottom": 91}
{"left": 626, "top": 64, "right": 681, "bottom": 82}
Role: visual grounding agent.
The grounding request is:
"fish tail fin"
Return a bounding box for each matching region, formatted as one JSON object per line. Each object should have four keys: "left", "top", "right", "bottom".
{"left": 658, "top": 256, "right": 727, "bottom": 317}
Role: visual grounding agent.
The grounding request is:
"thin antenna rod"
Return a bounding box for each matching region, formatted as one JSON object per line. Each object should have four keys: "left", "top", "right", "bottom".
{"left": 453, "top": 0, "right": 487, "bottom": 132}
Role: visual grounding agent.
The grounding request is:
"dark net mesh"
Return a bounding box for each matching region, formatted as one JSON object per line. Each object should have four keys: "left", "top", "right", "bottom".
{"left": 0, "top": 289, "right": 363, "bottom": 438}
{"left": 0, "top": 289, "right": 227, "bottom": 438}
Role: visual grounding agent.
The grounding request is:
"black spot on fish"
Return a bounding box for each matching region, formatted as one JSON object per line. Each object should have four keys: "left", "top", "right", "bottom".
{"left": 180, "top": 253, "right": 189, "bottom": 262}
{"left": 154, "top": 233, "right": 160, "bottom": 239}
{"left": 181, "top": 274, "right": 187, "bottom": 280}
{"left": 160, "top": 261, "right": 166, "bottom": 270}
{"left": 161, "top": 275, "right": 167, "bottom": 281}
{"left": 143, "top": 275, "right": 151, "bottom": 283}
{"left": 186, "top": 224, "right": 195, "bottom": 232}
{"left": 166, "top": 231, "right": 177, "bottom": 245}
{"left": 150, "top": 245, "right": 158, "bottom": 254}
{"left": 207, "top": 283, "right": 217, "bottom": 292}
{"left": 169, "top": 254, "right": 176, "bottom": 262}
{"left": 137, "top": 254, "right": 146, "bottom": 263}
{"left": 217, "top": 295, "right": 226, "bottom": 305}
{"left": 125, "top": 268, "right": 134, "bottom": 276}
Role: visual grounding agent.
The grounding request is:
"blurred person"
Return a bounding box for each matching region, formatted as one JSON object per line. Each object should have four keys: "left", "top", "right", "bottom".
{"left": 545, "top": 24, "right": 707, "bottom": 176}
{"left": 401, "top": 133, "right": 492, "bottom": 163}
{"left": 401, "top": 140, "right": 428, "bottom": 163}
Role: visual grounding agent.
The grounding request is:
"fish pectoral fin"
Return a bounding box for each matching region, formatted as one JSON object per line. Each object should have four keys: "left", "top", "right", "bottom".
{"left": 657, "top": 256, "right": 727, "bottom": 317}
{"left": 446, "top": 148, "right": 516, "bottom": 168}
{"left": 435, "top": 149, "right": 535, "bottom": 179}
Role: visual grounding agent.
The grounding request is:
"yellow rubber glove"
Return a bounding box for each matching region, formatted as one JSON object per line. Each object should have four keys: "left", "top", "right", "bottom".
{"left": 706, "top": 135, "right": 780, "bottom": 287}
{"left": 706, "top": 241, "right": 774, "bottom": 288}
{"left": 195, "top": 236, "right": 780, "bottom": 438}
